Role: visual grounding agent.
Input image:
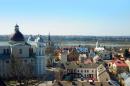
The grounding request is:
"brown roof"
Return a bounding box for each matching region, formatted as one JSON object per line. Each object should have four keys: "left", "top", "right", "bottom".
{"left": 64, "top": 62, "right": 98, "bottom": 69}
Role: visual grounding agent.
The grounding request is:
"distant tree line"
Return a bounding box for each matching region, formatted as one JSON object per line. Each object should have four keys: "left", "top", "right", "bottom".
{"left": 1, "top": 35, "right": 130, "bottom": 42}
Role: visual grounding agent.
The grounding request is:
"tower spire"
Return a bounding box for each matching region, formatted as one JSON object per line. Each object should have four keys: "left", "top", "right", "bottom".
{"left": 48, "top": 32, "right": 51, "bottom": 41}
{"left": 15, "top": 24, "right": 19, "bottom": 32}
{"left": 96, "top": 41, "right": 99, "bottom": 48}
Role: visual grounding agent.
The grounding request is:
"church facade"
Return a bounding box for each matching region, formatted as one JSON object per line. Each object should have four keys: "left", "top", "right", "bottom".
{"left": 0, "top": 25, "right": 48, "bottom": 79}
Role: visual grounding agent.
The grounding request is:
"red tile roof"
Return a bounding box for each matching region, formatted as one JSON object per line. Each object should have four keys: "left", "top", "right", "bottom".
{"left": 113, "top": 60, "right": 128, "bottom": 67}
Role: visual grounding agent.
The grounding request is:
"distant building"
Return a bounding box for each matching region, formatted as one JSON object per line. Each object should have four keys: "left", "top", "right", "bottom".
{"left": 76, "top": 46, "right": 89, "bottom": 62}
{"left": 125, "top": 59, "right": 130, "bottom": 71}
{"left": 97, "top": 64, "right": 110, "bottom": 82}
{"left": 95, "top": 41, "right": 104, "bottom": 51}
{"left": 84, "top": 58, "right": 93, "bottom": 64}
{"left": 89, "top": 48, "right": 95, "bottom": 57}
{"left": 64, "top": 62, "right": 98, "bottom": 81}
{"left": 79, "top": 54, "right": 87, "bottom": 63}
{"left": 60, "top": 49, "right": 68, "bottom": 63}
{"left": 76, "top": 46, "right": 89, "bottom": 54}
{"left": 123, "top": 73, "right": 130, "bottom": 86}
{"left": 67, "top": 48, "right": 79, "bottom": 62}
{"left": 45, "top": 33, "right": 55, "bottom": 55}
{"left": 108, "top": 59, "right": 129, "bottom": 74}
{"left": 28, "top": 35, "right": 47, "bottom": 76}
{"left": 54, "top": 49, "right": 62, "bottom": 62}
{"left": 101, "top": 51, "right": 112, "bottom": 60}
{"left": 45, "top": 33, "right": 56, "bottom": 67}
{"left": 93, "top": 55, "right": 102, "bottom": 63}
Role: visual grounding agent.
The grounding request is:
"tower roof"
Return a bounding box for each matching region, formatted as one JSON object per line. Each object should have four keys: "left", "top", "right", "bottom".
{"left": 48, "top": 32, "right": 51, "bottom": 41}
{"left": 35, "top": 35, "right": 44, "bottom": 43}
{"left": 28, "top": 35, "right": 35, "bottom": 41}
{"left": 10, "top": 24, "right": 25, "bottom": 42}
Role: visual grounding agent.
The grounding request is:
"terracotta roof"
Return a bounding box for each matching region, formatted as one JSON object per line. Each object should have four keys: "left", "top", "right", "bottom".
{"left": 113, "top": 60, "right": 128, "bottom": 67}
{"left": 84, "top": 58, "right": 93, "bottom": 64}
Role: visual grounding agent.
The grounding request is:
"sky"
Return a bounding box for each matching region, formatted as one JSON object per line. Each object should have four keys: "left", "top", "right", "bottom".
{"left": 0, "top": 0, "right": 130, "bottom": 36}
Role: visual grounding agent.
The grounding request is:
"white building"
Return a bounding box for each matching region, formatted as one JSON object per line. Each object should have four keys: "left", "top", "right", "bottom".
{"left": 0, "top": 24, "right": 49, "bottom": 79}
{"left": 89, "top": 49, "right": 95, "bottom": 58}
{"left": 79, "top": 54, "right": 87, "bottom": 63}
{"left": 28, "top": 35, "right": 47, "bottom": 76}
{"left": 76, "top": 46, "right": 89, "bottom": 62}
{"left": 95, "top": 41, "right": 104, "bottom": 51}
{"left": 64, "top": 62, "right": 98, "bottom": 81}
{"left": 0, "top": 24, "right": 35, "bottom": 78}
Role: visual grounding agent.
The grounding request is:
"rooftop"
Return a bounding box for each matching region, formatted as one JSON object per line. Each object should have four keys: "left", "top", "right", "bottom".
{"left": 112, "top": 60, "right": 128, "bottom": 67}
{"left": 10, "top": 24, "right": 25, "bottom": 42}
{"left": 0, "top": 41, "right": 10, "bottom": 46}
{"left": 64, "top": 62, "right": 98, "bottom": 69}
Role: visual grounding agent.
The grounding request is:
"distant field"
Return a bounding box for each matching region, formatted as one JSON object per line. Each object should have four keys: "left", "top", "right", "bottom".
{"left": 59, "top": 41, "right": 130, "bottom": 47}
{"left": 0, "top": 35, "right": 130, "bottom": 47}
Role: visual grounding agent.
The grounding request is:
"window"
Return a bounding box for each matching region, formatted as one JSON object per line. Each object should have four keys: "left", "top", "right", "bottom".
{"left": 6, "top": 60, "right": 9, "bottom": 64}
{"left": 81, "top": 70, "right": 83, "bottom": 73}
{"left": 85, "top": 74, "right": 87, "bottom": 77}
{"left": 24, "top": 60, "right": 27, "bottom": 63}
{"left": 85, "top": 70, "right": 86, "bottom": 72}
{"left": 67, "top": 69, "right": 70, "bottom": 72}
{"left": 91, "top": 74, "right": 93, "bottom": 78}
{"left": 3, "top": 49, "right": 6, "bottom": 54}
{"left": 7, "top": 49, "right": 9, "bottom": 54}
{"left": 31, "top": 59, "right": 33, "bottom": 62}
{"left": 92, "top": 70, "right": 94, "bottom": 72}
{"left": 87, "top": 70, "right": 89, "bottom": 72}
{"left": 19, "top": 49, "right": 22, "bottom": 54}
{"left": 73, "top": 69, "right": 76, "bottom": 72}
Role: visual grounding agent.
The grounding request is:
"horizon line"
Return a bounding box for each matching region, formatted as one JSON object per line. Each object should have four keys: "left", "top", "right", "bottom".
{"left": 0, "top": 34, "right": 130, "bottom": 37}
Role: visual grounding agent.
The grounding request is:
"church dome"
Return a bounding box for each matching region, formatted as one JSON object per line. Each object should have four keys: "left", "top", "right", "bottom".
{"left": 10, "top": 24, "right": 25, "bottom": 42}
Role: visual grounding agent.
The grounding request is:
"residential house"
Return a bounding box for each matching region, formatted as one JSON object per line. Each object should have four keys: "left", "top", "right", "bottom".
{"left": 108, "top": 59, "right": 129, "bottom": 74}
{"left": 125, "top": 59, "right": 130, "bottom": 71}
{"left": 64, "top": 62, "right": 98, "bottom": 81}
{"left": 67, "top": 48, "right": 79, "bottom": 62}
{"left": 97, "top": 64, "right": 110, "bottom": 82}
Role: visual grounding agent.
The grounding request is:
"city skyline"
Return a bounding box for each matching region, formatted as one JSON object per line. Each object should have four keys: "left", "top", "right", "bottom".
{"left": 0, "top": 0, "right": 130, "bottom": 36}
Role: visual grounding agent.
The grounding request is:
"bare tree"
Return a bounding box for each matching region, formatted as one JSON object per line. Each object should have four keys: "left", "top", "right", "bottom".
{"left": 10, "top": 55, "right": 34, "bottom": 85}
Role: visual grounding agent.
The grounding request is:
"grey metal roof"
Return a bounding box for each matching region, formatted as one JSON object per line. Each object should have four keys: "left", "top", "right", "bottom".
{"left": 0, "top": 41, "right": 10, "bottom": 46}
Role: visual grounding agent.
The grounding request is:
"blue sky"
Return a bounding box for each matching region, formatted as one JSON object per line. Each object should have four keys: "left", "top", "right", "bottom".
{"left": 0, "top": 0, "right": 130, "bottom": 36}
